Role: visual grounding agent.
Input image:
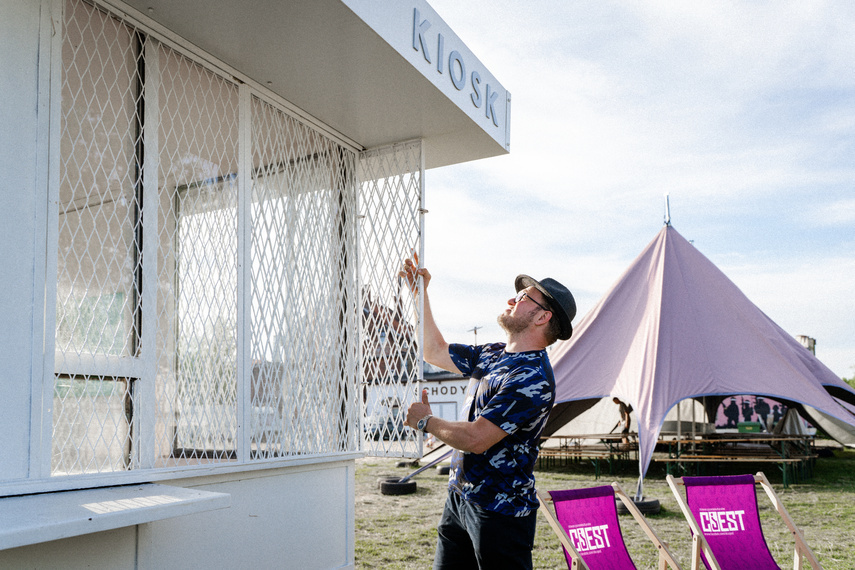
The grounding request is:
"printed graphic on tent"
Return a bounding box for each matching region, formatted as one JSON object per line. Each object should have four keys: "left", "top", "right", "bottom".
{"left": 714, "top": 395, "right": 809, "bottom": 430}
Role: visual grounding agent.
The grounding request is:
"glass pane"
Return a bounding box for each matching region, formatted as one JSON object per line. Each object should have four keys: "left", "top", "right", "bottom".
{"left": 57, "top": 0, "right": 139, "bottom": 360}
{"left": 53, "top": 0, "right": 140, "bottom": 476}
{"left": 154, "top": 43, "right": 240, "bottom": 465}
{"left": 248, "top": 96, "right": 359, "bottom": 458}
{"left": 171, "top": 177, "right": 239, "bottom": 459}
{"left": 52, "top": 376, "right": 131, "bottom": 474}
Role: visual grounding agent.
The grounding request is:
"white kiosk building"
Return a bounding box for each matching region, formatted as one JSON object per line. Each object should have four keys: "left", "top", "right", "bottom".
{"left": 0, "top": 0, "right": 509, "bottom": 567}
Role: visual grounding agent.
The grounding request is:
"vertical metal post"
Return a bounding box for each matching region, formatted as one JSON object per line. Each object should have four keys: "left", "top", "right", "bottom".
{"left": 691, "top": 398, "right": 697, "bottom": 453}
{"left": 236, "top": 83, "right": 253, "bottom": 462}
{"left": 137, "top": 34, "right": 160, "bottom": 469}
{"left": 417, "top": 141, "right": 426, "bottom": 456}
{"left": 34, "top": 0, "right": 65, "bottom": 479}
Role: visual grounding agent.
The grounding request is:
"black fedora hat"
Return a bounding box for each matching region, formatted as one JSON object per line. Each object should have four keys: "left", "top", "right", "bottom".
{"left": 514, "top": 274, "right": 576, "bottom": 340}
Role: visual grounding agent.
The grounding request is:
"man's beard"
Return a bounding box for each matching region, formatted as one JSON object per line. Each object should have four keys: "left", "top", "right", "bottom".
{"left": 497, "top": 308, "right": 537, "bottom": 335}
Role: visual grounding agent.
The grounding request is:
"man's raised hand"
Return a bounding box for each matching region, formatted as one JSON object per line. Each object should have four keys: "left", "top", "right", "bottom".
{"left": 405, "top": 388, "right": 433, "bottom": 430}
{"left": 398, "top": 252, "right": 431, "bottom": 292}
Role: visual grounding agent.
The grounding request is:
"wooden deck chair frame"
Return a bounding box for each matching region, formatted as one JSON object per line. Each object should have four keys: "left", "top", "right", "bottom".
{"left": 537, "top": 482, "right": 682, "bottom": 570}
{"left": 666, "top": 472, "right": 821, "bottom": 570}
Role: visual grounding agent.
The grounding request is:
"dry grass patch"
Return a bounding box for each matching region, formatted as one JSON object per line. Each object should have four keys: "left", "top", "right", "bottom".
{"left": 356, "top": 447, "right": 855, "bottom": 569}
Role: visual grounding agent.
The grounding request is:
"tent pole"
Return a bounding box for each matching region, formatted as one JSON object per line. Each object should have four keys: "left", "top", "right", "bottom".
{"left": 692, "top": 399, "right": 697, "bottom": 452}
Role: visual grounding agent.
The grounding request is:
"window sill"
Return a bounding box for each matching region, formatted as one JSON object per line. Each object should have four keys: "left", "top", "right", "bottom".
{"left": 0, "top": 484, "right": 230, "bottom": 551}
{"left": 0, "top": 451, "right": 364, "bottom": 498}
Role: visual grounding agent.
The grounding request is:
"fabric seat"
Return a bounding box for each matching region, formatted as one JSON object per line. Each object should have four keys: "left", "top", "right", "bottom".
{"left": 666, "top": 472, "right": 820, "bottom": 570}
{"left": 537, "top": 482, "right": 681, "bottom": 569}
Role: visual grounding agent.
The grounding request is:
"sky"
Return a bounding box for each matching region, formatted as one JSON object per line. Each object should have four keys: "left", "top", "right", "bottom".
{"left": 420, "top": 1, "right": 855, "bottom": 379}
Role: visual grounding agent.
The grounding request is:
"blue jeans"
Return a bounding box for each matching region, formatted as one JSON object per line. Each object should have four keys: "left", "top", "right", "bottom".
{"left": 433, "top": 490, "right": 537, "bottom": 570}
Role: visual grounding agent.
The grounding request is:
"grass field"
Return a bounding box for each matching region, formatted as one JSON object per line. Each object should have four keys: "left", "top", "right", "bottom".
{"left": 355, "top": 446, "right": 855, "bottom": 569}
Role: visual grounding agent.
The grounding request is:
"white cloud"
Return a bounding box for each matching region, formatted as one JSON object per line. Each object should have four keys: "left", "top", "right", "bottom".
{"left": 423, "top": 0, "right": 855, "bottom": 378}
{"left": 721, "top": 255, "right": 855, "bottom": 376}
{"left": 807, "top": 198, "right": 855, "bottom": 227}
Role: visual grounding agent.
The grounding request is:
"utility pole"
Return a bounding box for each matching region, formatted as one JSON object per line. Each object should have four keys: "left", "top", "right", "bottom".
{"left": 467, "top": 326, "right": 482, "bottom": 346}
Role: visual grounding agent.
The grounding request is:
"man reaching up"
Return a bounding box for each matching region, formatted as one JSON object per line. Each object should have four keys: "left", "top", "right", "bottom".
{"left": 400, "top": 254, "right": 576, "bottom": 570}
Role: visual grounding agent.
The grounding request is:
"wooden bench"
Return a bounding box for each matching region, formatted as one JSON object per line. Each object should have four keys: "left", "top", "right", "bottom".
{"left": 537, "top": 445, "right": 628, "bottom": 478}
{"left": 653, "top": 454, "right": 815, "bottom": 488}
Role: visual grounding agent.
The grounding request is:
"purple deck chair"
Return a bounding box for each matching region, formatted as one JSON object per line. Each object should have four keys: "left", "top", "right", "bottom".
{"left": 667, "top": 472, "right": 820, "bottom": 570}
{"left": 537, "top": 483, "right": 681, "bottom": 570}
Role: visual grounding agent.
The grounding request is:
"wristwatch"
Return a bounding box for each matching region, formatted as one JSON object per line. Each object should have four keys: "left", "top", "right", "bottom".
{"left": 416, "top": 414, "right": 433, "bottom": 433}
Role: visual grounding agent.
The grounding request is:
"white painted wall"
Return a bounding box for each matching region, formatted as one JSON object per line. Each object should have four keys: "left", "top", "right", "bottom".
{"left": 0, "top": 528, "right": 138, "bottom": 570}
{"left": 0, "top": 460, "right": 355, "bottom": 569}
{"left": 0, "top": 0, "right": 41, "bottom": 481}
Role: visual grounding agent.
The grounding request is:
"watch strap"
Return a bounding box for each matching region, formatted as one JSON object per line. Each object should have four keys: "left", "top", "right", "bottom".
{"left": 418, "top": 414, "right": 433, "bottom": 433}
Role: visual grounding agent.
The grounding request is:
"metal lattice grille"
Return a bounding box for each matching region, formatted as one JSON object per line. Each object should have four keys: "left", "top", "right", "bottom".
{"left": 249, "top": 96, "right": 358, "bottom": 458}
{"left": 54, "top": 0, "right": 142, "bottom": 475}
{"left": 152, "top": 41, "right": 241, "bottom": 465}
{"left": 358, "top": 141, "right": 424, "bottom": 458}
{"left": 51, "top": 0, "right": 371, "bottom": 477}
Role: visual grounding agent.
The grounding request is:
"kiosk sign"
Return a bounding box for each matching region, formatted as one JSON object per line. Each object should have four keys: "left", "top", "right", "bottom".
{"left": 412, "top": 8, "right": 502, "bottom": 128}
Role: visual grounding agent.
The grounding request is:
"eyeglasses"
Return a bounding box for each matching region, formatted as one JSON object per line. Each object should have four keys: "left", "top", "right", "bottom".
{"left": 514, "top": 291, "right": 550, "bottom": 312}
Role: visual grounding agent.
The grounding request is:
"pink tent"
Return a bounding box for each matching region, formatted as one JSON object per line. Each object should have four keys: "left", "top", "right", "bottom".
{"left": 545, "top": 225, "right": 855, "bottom": 484}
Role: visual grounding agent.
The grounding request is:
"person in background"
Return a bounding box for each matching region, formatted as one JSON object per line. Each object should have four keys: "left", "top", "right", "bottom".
{"left": 613, "top": 397, "right": 632, "bottom": 446}
{"left": 400, "top": 253, "right": 576, "bottom": 570}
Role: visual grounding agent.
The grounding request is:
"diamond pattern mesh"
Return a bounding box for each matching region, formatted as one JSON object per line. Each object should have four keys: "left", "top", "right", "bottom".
{"left": 152, "top": 41, "right": 241, "bottom": 465}
{"left": 248, "top": 96, "right": 359, "bottom": 459}
{"left": 54, "top": 0, "right": 141, "bottom": 475}
{"left": 52, "top": 0, "right": 419, "bottom": 477}
{"left": 358, "top": 141, "right": 424, "bottom": 458}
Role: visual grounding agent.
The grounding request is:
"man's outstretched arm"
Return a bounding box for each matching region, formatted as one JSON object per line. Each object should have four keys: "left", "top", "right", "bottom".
{"left": 406, "top": 389, "right": 507, "bottom": 454}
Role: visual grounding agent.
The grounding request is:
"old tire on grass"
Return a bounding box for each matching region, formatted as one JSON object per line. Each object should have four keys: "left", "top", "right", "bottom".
{"left": 616, "top": 497, "right": 661, "bottom": 515}
{"left": 436, "top": 465, "right": 450, "bottom": 475}
{"left": 379, "top": 478, "right": 417, "bottom": 495}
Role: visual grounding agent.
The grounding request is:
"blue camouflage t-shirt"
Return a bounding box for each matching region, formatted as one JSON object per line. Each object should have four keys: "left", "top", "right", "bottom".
{"left": 447, "top": 342, "right": 556, "bottom": 517}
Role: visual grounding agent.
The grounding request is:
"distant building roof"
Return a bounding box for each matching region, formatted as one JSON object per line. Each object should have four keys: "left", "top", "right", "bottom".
{"left": 423, "top": 361, "right": 467, "bottom": 381}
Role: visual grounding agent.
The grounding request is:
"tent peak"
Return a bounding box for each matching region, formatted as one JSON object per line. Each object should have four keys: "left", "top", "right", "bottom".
{"left": 663, "top": 193, "right": 672, "bottom": 227}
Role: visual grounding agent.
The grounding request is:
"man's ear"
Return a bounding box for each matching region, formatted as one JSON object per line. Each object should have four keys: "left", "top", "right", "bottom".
{"left": 535, "top": 310, "right": 552, "bottom": 327}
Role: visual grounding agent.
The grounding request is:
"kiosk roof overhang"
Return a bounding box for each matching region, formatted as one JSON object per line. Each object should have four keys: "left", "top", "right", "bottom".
{"left": 122, "top": 0, "right": 510, "bottom": 169}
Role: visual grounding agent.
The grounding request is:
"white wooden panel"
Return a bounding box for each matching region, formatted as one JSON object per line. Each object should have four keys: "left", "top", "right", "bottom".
{"left": 140, "top": 462, "right": 354, "bottom": 569}
{"left": 0, "top": 527, "right": 137, "bottom": 570}
{"left": 0, "top": 463, "right": 354, "bottom": 568}
{"left": 0, "top": 0, "right": 41, "bottom": 482}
